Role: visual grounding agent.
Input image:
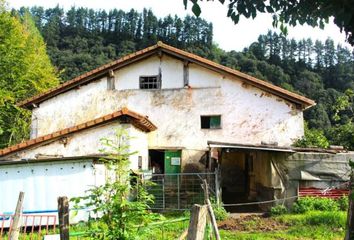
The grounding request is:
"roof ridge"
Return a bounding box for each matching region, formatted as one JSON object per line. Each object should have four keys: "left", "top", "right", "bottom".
{"left": 157, "top": 42, "right": 315, "bottom": 106}
{"left": 17, "top": 41, "right": 315, "bottom": 109}
{"left": 0, "top": 108, "right": 156, "bottom": 158}
{"left": 17, "top": 43, "right": 161, "bottom": 108}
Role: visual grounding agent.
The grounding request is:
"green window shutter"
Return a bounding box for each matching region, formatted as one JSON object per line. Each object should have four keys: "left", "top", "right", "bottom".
{"left": 210, "top": 116, "right": 221, "bottom": 128}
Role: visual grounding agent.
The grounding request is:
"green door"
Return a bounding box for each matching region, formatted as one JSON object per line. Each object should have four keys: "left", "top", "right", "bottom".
{"left": 164, "top": 150, "right": 181, "bottom": 173}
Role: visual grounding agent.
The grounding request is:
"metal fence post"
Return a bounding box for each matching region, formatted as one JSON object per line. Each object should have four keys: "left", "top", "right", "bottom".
{"left": 215, "top": 169, "right": 220, "bottom": 206}
{"left": 162, "top": 177, "right": 165, "bottom": 210}
{"left": 177, "top": 174, "right": 180, "bottom": 210}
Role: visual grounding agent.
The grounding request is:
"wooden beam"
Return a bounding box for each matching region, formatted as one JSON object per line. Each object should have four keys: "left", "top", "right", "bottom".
{"left": 187, "top": 204, "right": 208, "bottom": 240}
{"left": 203, "top": 180, "right": 221, "bottom": 240}
{"left": 183, "top": 60, "right": 189, "bottom": 87}
{"left": 9, "top": 192, "right": 24, "bottom": 240}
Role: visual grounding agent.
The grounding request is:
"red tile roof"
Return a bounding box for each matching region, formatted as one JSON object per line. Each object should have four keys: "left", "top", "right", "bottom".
{"left": 0, "top": 108, "right": 156, "bottom": 157}
{"left": 17, "top": 41, "right": 315, "bottom": 109}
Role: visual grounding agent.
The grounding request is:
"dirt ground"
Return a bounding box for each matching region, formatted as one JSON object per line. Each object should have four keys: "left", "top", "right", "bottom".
{"left": 218, "top": 214, "right": 289, "bottom": 232}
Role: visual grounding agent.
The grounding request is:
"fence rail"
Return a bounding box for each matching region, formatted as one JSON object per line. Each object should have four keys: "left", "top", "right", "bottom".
{"left": 143, "top": 172, "right": 217, "bottom": 210}
{"left": 0, "top": 214, "right": 56, "bottom": 240}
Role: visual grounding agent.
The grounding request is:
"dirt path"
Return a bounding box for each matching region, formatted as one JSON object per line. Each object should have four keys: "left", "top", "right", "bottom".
{"left": 218, "top": 214, "right": 289, "bottom": 232}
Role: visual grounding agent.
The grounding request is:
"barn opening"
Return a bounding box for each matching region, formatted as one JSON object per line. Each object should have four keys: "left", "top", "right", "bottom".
{"left": 208, "top": 141, "right": 292, "bottom": 212}
{"left": 149, "top": 149, "right": 182, "bottom": 174}
{"left": 219, "top": 149, "right": 260, "bottom": 212}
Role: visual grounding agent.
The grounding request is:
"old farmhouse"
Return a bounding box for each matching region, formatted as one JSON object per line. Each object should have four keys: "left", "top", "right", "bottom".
{"left": 0, "top": 42, "right": 351, "bottom": 213}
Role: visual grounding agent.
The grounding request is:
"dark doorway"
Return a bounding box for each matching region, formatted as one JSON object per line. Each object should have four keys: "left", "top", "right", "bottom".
{"left": 149, "top": 150, "right": 165, "bottom": 174}
{"left": 220, "top": 150, "right": 259, "bottom": 212}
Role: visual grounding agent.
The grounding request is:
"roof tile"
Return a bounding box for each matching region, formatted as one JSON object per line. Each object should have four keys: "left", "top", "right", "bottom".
{"left": 17, "top": 42, "right": 315, "bottom": 109}
{"left": 0, "top": 108, "right": 156, "bottom": 157}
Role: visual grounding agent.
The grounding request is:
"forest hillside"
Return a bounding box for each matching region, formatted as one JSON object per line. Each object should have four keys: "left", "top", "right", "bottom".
{"left": 10, "top": 6, "right": 354, "bottom": 149}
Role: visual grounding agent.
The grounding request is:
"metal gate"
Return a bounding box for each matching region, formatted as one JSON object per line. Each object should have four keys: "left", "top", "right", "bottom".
{"left": 143, "top": 172, "right": 217, "bottom": 210}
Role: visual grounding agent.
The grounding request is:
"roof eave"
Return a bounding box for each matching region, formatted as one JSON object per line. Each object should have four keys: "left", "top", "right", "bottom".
{"left": 0, "top": 108, "right": 156, "bottom": 158}
{"left": 17, "top": 41, "right": 315, "bottom": 110}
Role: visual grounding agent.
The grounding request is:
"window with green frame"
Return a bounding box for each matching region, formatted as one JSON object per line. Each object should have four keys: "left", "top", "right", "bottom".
{"left": 201, "top": 115, "right": 221, "bottom": 129}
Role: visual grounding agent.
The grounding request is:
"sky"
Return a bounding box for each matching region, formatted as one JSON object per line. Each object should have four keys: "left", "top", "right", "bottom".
{"left": 9, "top": 0, "right": 353, "bottom": 52}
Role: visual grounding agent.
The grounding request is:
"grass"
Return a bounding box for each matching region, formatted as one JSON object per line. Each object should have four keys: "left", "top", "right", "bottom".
{"left": 220, "top": 211, "right": 346, "bottom": 240}
{"left": 37, "top": 210, "right": 346, "bottom": 239}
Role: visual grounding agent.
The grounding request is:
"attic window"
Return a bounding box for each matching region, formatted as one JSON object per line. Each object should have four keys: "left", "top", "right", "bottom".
{"left": 139, "top": 75, "right": 161, "bottom": 89}
{"left": 201, "top": 115, "right": 221, "bottom": 129}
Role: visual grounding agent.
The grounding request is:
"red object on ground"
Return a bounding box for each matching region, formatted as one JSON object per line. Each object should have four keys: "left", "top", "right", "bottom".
{"left": 299, "top": 187, "right": 349, "bottom": 199}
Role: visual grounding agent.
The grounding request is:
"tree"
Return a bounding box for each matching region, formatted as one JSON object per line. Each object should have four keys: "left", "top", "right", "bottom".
{"left": 72, "top": 128, "right": 155, "bottom": 240}
{"left": 328, "top": 89, "right": 354, "bottom": 149}
{"left": 185, "top": 0, "right": 354, "bottom": 45}
{"left": 294, "top": 122, "right": 330, "bottom": 149}
{"left": 0, "top": 3, "right": 58, "bottom": 148}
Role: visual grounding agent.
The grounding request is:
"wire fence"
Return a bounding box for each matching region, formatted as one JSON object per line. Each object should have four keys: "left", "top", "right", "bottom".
{"left": 143, "top": 172, "right": 217, "bottom": 210}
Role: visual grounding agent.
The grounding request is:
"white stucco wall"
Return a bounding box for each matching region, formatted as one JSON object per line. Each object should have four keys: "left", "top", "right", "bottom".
{"left": 4, "top": 123, "right": 149, "bottom": 170}
{"left": 128, "top": 125, "right": 149, "bottom": 170}
{"left": 30, "top": 54, "right": 304, "bottom": 154}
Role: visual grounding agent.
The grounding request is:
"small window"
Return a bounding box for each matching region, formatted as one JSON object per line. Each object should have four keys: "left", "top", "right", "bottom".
{"left": 201, "top": 115, "right": 221, "bottom": 129}
{"left": 140, "top": 75, "right": 161, "bottom": 89}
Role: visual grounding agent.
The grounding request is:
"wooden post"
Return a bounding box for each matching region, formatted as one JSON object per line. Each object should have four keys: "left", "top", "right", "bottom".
{"left": 345, "top": 173, "right": 354, "bottom": 240}
{"left": 9, "top": 192, "right": 24, "bottom": 240}
{"left": 187, "top": 204, "right": 208, "bottom": 240}
{"left": 178, "top": 229, "right": 188, "bottom": 240}
{"left": 202, "top": 180, "right": 221, "bottom": 240}
{"left": 58, "top": 196, "right": 70, "bottom": 240}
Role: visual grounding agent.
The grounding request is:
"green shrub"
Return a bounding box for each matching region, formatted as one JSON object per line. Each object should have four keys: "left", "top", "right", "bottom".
{"left": 313, "top": 197, "right": 339, "bottom": 211}
{"left": 337, "top": 195, "right": 349, "bottom": 211}
{"left": 292, "top": 197, "right": 315, "bottom": 213}
{"left": 292, "top": 197, "right": 339, "bottom": 213}
{"left": 213, "top": 204, "right": 229, "bottom": 221}
{"left": 211, "top": 199, "right": 228, "bottom": 221}
{"left": 293, "top": 123, "right": 329, "bottom": 148}
{"left": 270, "top": 204, "right": 288, "bottom": 216}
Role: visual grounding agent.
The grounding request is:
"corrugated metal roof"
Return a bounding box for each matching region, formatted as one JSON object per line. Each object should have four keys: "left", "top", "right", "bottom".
{"left": 207, "top": 141, "right": 295, "bottom": 152}
{"left": 208, "top": 141, "right": 349, "bottom": 154}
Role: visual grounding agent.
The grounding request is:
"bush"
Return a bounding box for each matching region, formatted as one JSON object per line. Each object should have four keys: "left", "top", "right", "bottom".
{"left": 213, "top": 204, "right": 229, "bottom": 221}
{"left": 210, "top": 199, "right": 228, "bottom": 221}
{"left": 292, "top": 197, "right": 339, "bottom": 213}
{"left": 312, "top": 197, "right": 339, "bottom": 211}
{"left": 293, "top": 122, "right": 329, "bottom": 148}
{"left": 337, "top": 195, "right": 349, "bottom": 211}
{"left": 270, "top": 205, "right": 288, "bottom": 216}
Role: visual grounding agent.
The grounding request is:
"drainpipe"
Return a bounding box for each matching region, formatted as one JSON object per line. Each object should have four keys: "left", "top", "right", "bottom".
{"left": 208, "top": 144, "right": 212, "bottom": 172}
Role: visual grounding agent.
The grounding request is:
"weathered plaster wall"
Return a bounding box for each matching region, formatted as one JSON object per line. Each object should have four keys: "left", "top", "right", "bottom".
{"left": 31, "top": 54, "right": 304, "bottom": 159}
{"left": 3, "top": 123, "right": 149, "bottom": 170}
{"left": 128, "top": 125, "right": 149, "bottom": 170}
